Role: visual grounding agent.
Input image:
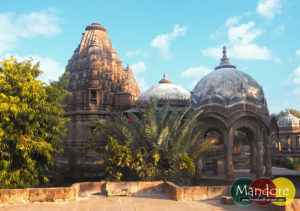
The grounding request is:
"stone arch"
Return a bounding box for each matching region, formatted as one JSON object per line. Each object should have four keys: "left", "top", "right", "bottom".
{"left": 196, "top": 115, "right": 228, "bottom": 177}
{"left": 229, "top": 112, "right": 270, "bottom": 135}
{"left": 228, "top": 116, "right": 271, "bottom": 177}
{"left": 198, "top": 116, "right": 228, "bottom": 139}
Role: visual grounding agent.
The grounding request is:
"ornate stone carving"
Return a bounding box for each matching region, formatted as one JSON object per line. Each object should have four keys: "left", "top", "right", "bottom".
{"left": 63, "top": 23, "right": 140, "bottom": 155}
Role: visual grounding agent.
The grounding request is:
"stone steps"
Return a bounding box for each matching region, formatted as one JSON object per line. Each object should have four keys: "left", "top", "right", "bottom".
{"left": 204, "top": 154, "right": 250, "bottom": 171}
{"left": 233, "top": 154, "right": 250, "bottom": 169}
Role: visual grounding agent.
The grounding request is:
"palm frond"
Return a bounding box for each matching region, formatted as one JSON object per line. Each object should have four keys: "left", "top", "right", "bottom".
{"left": 191, "top": 138, "right": 221, "bottom": 159}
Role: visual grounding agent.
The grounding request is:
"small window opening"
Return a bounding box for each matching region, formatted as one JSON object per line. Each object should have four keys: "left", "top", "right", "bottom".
{"left": 91, "top": 90, "right": 97, "bottom": 99}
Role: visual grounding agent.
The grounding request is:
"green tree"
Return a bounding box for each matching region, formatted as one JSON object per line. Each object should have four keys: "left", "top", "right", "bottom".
{"left": 0, "top": 57, "right": 69, "bottom": 188}
{"left": 93, "top": 98, "right": 219, "bottom": 185}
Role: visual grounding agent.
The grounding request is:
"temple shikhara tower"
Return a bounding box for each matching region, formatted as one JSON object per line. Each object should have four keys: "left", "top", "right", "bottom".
{"left": 63, "top": 23, "right": 140, "bottom": 152}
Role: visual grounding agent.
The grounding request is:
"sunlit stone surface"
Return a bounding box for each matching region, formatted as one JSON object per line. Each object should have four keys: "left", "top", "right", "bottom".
{"left": 63, "top": 23, "right": 140, "bottom": 155}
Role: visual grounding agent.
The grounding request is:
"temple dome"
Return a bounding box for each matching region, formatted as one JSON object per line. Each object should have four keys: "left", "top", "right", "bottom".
{"left": 277, "top": 110, "right": 300, "bottom": 127}
{"left": 137, "top": 73, "right": 190, "bottom": 104}
{"left": 191, "top": 46, "right": 266, "bottom": 109}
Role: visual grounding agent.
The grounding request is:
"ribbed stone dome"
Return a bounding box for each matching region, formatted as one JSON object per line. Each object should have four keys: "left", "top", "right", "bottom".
{"left": 137, "top": 73, "right": 190, "bottom": 104}
{"left": 277, "top": 110, "right": 300, "bottom": 127}
{"left": 191, "top": 47, "right": 266, "bottom": 109}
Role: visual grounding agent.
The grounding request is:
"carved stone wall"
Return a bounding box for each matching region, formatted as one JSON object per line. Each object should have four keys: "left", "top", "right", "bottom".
{"left": 62, "top": 23, "right": 140, "bottom": 158}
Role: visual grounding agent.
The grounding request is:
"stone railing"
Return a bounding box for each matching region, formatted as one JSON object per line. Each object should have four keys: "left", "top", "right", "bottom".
{"left": 1, "top": 181, "right": 299, "bottom": 210}
{"left": 0, "top": 182, "right": 105, "bottom": 206}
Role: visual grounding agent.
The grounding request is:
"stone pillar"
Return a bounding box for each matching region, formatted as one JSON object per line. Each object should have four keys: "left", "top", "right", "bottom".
{"left": 224, "top": 131, "right": 234, "bottom": 179}
{"left": 292, "top": 136, "right": 297, "bottom": 152}
{"left": 256, "top": 141, "right": 264, "bottom": 177}
{"left": 196, "top": 156, "right": 203, "bottom": 176}
{"left": 264, "top": 135, "right": 272, "bottom": 177}
{"left": 250, "top": 140, "right": 257, "bottom": 173}
{"left": 287, "top": 137, "right": 291, "bottom": 151}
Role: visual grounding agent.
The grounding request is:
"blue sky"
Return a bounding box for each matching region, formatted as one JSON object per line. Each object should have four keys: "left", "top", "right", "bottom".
{"left": 1, "top": 0, "right": 300, "bottom": 114}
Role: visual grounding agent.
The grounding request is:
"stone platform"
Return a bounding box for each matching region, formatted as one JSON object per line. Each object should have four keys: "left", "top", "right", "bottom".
{"left": 1, "top": 174, "right": 299, "bottom": 210}
{"left": 0, "top": 195, "right": 276, "bottom": 211}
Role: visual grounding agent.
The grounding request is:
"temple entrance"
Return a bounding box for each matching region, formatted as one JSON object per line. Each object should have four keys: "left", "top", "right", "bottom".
{"left": 199, "top": 128, "right": 225, "bottom": 177}
{"left": 196, "top": 115, "right": 273, "bottom": 181}
{"left": 232, "top": 127, "right": 257, "bottom": 179}
{"left": 232, "top": 128, "right": 251, "bottom": 170}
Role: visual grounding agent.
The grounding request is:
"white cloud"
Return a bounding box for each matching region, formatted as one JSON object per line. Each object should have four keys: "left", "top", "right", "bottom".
{"left": 131, "top": 62, "right": 147, "bottom": 74}
{"left": 150, "top": 24, "right": 187, "bottom": 59}
{"left": 125, "top": 50, "right": 148, "bottom": 58}
{"left": 225, "top": 16, "right": 241, "bottom": 27}
{"left": 209, "top": 13, "right": 250, "bottom": 40}
{"left": 296, "top": 49, "right": 300, "bottom": 56}
{"left": 0, "top": 8, "right": 61, "bottom": 55}
{"left": 284, "top": 66, "right": 300, "bottom": 85}
{"left": 203, "top": 21, "right": 273, "bottom": 61}
{"left": 1, "top": 54, "right": 64, "bottom": 83}
{"left": 231, "top": 44, "right": 271, "bottom": 60}
{"left": 180, "top": 66, "right": 212, "bottom": 79}
{"left": 203, "top": 44, "right": 272, "bottom": 61}
{"left": 228, "top": 22, "right": 262, "bottom": 44}
{"left": 180, "top": 66, "right": 212, "bottom": 91}
{"left": 187, "top": 80, "right": 198, "bottom": 90}
{"left": 257, "top": 0, "right": 282, "bottom": 19}
{"left": 202, "top": 46, "right": 223, "bottom": 58}
{"left": 136, "top": 77, "right": 148, "bottom": 92}
{"left": 130, "top": 62, "right": 148, "bottom": 91}
{"left": 283, "top": 66, "right": 300, "bottom": 96}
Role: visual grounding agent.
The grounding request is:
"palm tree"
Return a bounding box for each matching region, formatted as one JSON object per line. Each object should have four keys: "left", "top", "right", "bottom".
{"left": 93, "top": 98, "right": 219, "bottom": 185}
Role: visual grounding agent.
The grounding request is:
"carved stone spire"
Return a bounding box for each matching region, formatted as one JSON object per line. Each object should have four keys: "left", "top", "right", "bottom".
{"left": 159, "top": 73, "right": 172, "bottom": 84}
{"left": 215, "top": 46, "right": 236, "bottom": 70}
{"left": 125, "top": 64, "right": 140, "bottom": 101}
{"left": 63, "top": 23, "right": 141, "bottom": 154}
{"left": 91, "top": 37, "right": 100, "bottom": 45}
{"left": 125, "top": 64, "right": 132, "bottom": 72}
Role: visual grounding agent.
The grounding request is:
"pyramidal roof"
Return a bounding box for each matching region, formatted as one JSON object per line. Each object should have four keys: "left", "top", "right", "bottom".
{"left": 66, "top": 23, "right": 140, "bottom": 101}
{"left": 125, "top": 64, "right": 140, "bottom": 101}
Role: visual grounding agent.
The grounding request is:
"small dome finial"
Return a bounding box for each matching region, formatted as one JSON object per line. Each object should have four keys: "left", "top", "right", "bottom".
{"left": 215, "top": 46, "right": 236, "bottom": 70}
{"left": 159, "top": 72, "right": 172, "bottom": 84}
{"left": 222, "top": 46, "right": 227, "bottom": 59}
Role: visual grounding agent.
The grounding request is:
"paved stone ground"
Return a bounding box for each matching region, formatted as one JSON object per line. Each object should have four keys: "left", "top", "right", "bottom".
{"left": 0, "top": 194, "right": 275, "bottom": 211}
{"left": 2, "top": 167, "right": 297, "bottom": 211}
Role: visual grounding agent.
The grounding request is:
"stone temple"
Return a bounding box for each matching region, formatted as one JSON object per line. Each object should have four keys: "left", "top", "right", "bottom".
{"left": 190, "top": 47, "right": 277, "bottom": 178}
{"left": 273, "top": 110, "right": 300, "bottom": 154}
{"left": 62, "top": 23, "right": 277, "bottom": 179}
{"left": 63, "top": 23, "right": 140, "bottom": 153}
{"left": 132, "top": 46, "right": 277, "bottom": 179}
